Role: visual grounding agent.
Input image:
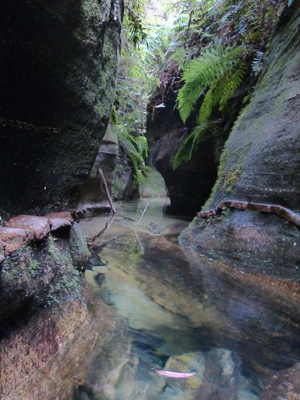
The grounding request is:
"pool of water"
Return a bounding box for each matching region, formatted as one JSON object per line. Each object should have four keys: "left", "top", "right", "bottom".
{"left": 78, "top": 197, "right": 300, "bottom": 400}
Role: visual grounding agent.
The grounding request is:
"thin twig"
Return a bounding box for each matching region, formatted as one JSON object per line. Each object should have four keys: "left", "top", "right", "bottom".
{"left": 116, "top": 213, "right": 136, "bottom": 222}
{"left": 134, "top": 202, "right": 149, "bottom": 254}
{"left": 136, "top": 203, "right": 150, "bottom": 228}
{"left": 90, "top": 215, "right": 115, "bottom": 244}
{"left": 135, "top": 230, "right": 144, "bottom": 254}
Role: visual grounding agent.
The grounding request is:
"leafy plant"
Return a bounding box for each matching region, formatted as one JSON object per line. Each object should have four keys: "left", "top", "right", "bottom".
{"left": 172, "top": 122, "right": 210, "bottom": 169}
{"left": 168, "top": 0, "right": 283, "bottom": 169}
{"left": 172, "top": 43, "right": 248, "bottom": 169}
{"left": 125, "top": 3, "right": 147, "bottom": 48}
{"left": 177, "top": 42, "right": 247, "bottom": 123}
{"left": 117, "top": 131, "right": 151, "bottom": 183}
{"left": 113, "top": 3, "right": 176, "bottom": 183}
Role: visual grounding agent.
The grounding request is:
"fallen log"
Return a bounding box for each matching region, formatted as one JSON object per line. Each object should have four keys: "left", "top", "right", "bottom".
{"left": 197, "top": 200, "right": 300, "bottom": 228}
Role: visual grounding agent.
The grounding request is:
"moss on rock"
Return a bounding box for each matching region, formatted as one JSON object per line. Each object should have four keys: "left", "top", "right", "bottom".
{"left": 179, "top": 1, "right": 300, "bottom": 279}
{"left": 0, "top": 0, "right": 124, "bottom": 217}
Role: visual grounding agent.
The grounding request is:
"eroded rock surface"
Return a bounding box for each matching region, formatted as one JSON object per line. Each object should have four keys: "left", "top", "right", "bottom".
{"left": 0, "top": 211, "right": 91, "bottom": 397}
{"left": 146, "top": 60, "right": 252, "bottom": 216}
{"left": 6, "top": 215, "right": 51, "bottom": 240}
{"left": 146, "top": 68, "right": 219, "bottom": 216}
{"left": 179, "top": 1, "right": 300, "bottom": 279}
{"left": 0, "top": 0, "right": 124, "bottom": 217}
{"left": 261, "top": 363, "right": 300, "bottom": 400}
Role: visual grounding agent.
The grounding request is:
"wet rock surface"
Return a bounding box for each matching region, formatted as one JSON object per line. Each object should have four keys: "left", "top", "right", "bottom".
{"left": 261, "top": 362, "right": 300, "bottom": 400}
{"left": 0, "top": 227, "right": 35, "bottom": 255}
{"left": 179, "top": 1, "right": 300, "bottom": 279}
{"left": 2, "top": 299, "right": 123, "bottom": 400}
{"left": 79, "top": 200, "right": 300, "bottom": 399}
{"left": 0, "top": 0, "right": 124, "bottom": 216}
{"left": 0, "top": 211, "right": 90, "bottom": 398}
{"left": 6, "top": 215, "right": 51, "bottom": 240}
{"left": 0, "top": 212, "right": 74, "bottom": 259}
{"left": 150, "top": 127, "right": 218, "bottom": 216}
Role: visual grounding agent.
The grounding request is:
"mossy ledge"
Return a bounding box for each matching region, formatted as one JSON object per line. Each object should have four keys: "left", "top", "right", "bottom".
{"left": 0, "top": 212, "right": 91, "bottom": 397}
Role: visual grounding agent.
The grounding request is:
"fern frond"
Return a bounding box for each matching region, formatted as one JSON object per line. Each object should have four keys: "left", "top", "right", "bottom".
{"left": 132, "top": 135, "right": 148, "bottom": 158}
{"left": 177, "top": 44, "right": 244, "bottom": 123}
{"left": 198, "top": 78, "right": 225, "bottom": 122}
{"left": 198, "top": 88, "right": 215, "bottom": 123}
{"left": 219, "top": 62, "right": 248, "bottom": 110}
{"left": 171, "top": 47, "right": 194, "bottom": 71}
{"left": 177, "top": 81, "right": 205, "bottom": 122}
{"left": 172, "top": 123, "right": 208, "bottom": 170}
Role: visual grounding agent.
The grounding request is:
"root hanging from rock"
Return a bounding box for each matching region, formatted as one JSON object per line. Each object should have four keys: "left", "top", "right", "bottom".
{"left": 197, "top": 200, "right": 300, "bottom": 228}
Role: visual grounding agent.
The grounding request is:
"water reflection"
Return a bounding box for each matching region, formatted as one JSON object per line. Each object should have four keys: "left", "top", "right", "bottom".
{"left": 78, "top": 198, "right": 300, "bottom": 400}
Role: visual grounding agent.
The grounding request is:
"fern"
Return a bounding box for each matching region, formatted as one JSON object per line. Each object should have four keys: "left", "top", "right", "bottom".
{"left": 177, "top": 43, "right": 244, "bottom": 123}
{"left": 173, "top": 42, "right": 249, "bottom": 169}
{"left": 198, "top": 80, "right": 222, "bottom": 123}
{"left": 171, "top": 47, "right": 195, "bottom": 71}
{"left": 172, "top": 123, "right": 209, "bottom": 170}
{"left": 177, "top": 43, "right": 243, "bottom": 123}
{"left": 118, "top": 131, "right": 151, "bottom": 183}
{"left": 219, "top": 62, "right": 248, "bottom": 110}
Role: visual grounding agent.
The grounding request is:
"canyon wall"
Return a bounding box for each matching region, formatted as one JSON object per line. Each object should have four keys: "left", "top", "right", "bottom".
{"left": 0, "top": 0, "right": 124, "bottom": 217}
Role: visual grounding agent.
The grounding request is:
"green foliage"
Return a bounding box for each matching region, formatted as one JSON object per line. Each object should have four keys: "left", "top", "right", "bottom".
{"left": 173, "top": 43, "right": 248, "bottom": 168}
{"left": 125, "top": 3, "right": 147, "bottom": 48}
{"left": 177, "top": 43, "right": 247, "bottom": 123}
{"left": 118, "top": 131, "right": 151, "bottom": 183}
{"left": 171, "top": 47, "right": 196, "bottom": 71}
{"left": 169, "top": 0, "right": 283, "bottom": 169}
{"left": 172, "top": 123, "right": 209, "bottom": 169}
{"left": 118, "top": 0, "right": 282, "bottom": 172}
{"left": 110, "top": 105, "right": 119, "bottom": 125}
{"left": 113, "top": 2, "right": 176, "bottom": 183}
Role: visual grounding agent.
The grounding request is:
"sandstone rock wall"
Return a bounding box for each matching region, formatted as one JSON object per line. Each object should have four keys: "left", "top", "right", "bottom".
{"left": 146, "top": 60, "right": 252, "bottom": 216}
{"left": 0, "top": 212, "right": 91, "bottom": 397}
{"left": 146, "top": 64, "right": 219, "bottom": 216}
{"left": 0, "top": 0, "right": 124, "bottom": 217}
{"left": 179, "top": 1, "right": 300, "bottom": 279}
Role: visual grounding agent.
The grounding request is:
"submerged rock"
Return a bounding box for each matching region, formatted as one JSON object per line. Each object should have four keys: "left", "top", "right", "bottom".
{"left": 261, "top": 362, "right": 300, "bottom": 400}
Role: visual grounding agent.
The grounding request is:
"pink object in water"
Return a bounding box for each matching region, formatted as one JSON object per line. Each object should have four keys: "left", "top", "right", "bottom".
{"left": 154, "top": 369, "right": 196, "bottom": 378}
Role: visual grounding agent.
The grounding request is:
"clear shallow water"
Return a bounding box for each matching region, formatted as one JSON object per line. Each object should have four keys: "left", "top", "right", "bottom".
{"left": 78, "top": 197, "right": 300, "bottom": 400}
